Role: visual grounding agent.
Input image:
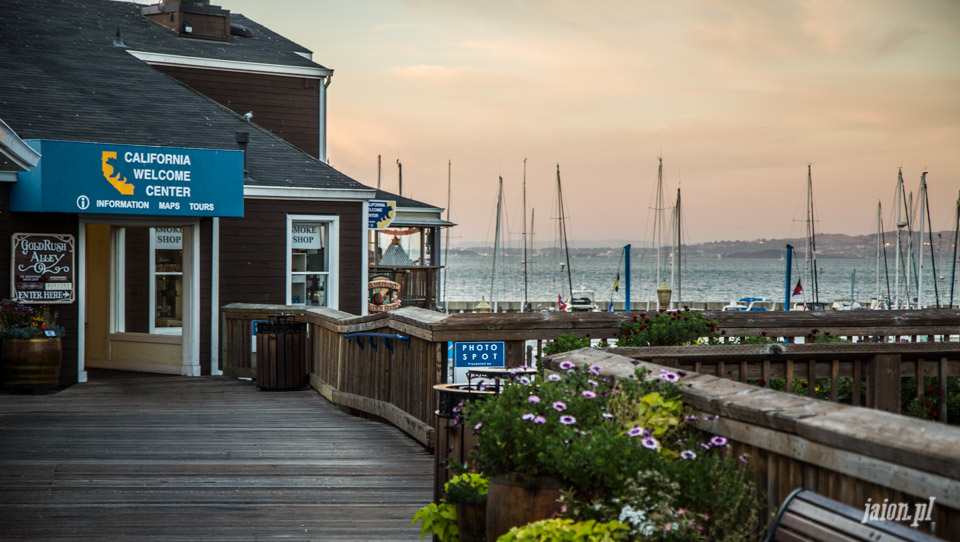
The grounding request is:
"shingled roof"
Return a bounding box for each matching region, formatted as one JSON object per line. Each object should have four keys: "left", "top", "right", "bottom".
{"left": 0, "top": 0, "right": 370, "bottom": 193}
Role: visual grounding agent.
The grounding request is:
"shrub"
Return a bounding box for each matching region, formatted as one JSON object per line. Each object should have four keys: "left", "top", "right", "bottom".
{"left": 499, "top": 518, "right": 629, "bottom": 541}
{"left": 444, "top": 473, "right": 488, "bottom": 505}
{"left": 615, "top": 310, "right": 718, "bottom": 347}
{"left": 544, "top": 333, "right": 591, "bottom": 355}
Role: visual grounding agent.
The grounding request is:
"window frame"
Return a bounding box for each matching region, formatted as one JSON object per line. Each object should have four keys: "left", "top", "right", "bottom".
{"left": 286, "top": 214, "right": 339, "bottom": 309}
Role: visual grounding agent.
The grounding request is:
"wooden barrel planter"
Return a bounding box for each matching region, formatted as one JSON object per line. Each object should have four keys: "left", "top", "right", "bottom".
{"left": 485, "top": 473, "right": 564, "bottom": 541}
{"left": 2, "top": 338, "right": 62, "bottom": 393}
{"left": 456, "top": 501, "right": 486, "bottom": 542}
{"left": 433, "top": 383, "right": 496, "bottom": 419}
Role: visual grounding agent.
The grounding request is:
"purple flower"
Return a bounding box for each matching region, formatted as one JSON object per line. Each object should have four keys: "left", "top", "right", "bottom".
{"left": 528, "top": 395, "right": 541, "bottom": 404}
{"left": 660, "top": 371, "right": 679, "bottom": 383}
{"left": 685, "top": 415, "right": 698, "bottom": 421}
{"left": 558, "top": 360, "right": 575, "bottom": 370}
{"left": 518, "top": 376, "right": 531, "bottom": 385}
{"left": 522, "top": 413, "right": 535, "bottom": 421}
{"left": 588, "top": 365, "right": 602, "bottom": 375}
{"left": 602, "top": 412, "right": 613, "bottom": 419}
{"left": 738, "top": 453, "right": 750, "bottom": 463}
{"left": 642, "top": 436, "right": 661, "bottom": 450}
{"left": 627, "top": 425, "right": 644, "bottom": 437}
{"left": 548, "top": 374, "right": 562, "bottom": 382}
{"left": 701, "top": 443, "right": 711, "bottom": 450}
{"left": 552, "top": 401, "right": 567, "bottom": 411}
{"left": 581, "top": 390, "right": 596, "bottom": 399}
{"left": 453, "top": 415, "right": 462, "bottom": 426}
{"left": 534, "top": 415, "right": 546, "bottom": 424}
{"left": 705, "top": 414, "right": 719, "bottom": 421}
{"left": 710, "top": 436, "right": 728, "bottom": 447}
{"left": 681, "top": 450, "right": 697, "bottom": 460}
{"left": 559, "top": 415, "right": 576, "bottom": 425}
{"left": 452, "top": 403, "right": 462, "bottom": 414}
{"left": 474, "top": 422, "right": 483, "bottom": 431}
{"left": 588, "top": 379, "right": 598, "bottom": 388}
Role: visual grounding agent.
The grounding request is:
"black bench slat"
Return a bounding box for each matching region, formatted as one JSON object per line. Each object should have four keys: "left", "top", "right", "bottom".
{"left": 766, "top": 489, "right": 945, "bottom": 542}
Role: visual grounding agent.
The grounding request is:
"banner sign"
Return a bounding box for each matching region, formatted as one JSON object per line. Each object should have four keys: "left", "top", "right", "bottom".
{"left": 13, "top": 140, "right": 244, "bottom": 217}
{"left": 368, "top": 200, "right": 396, "bottom": 229}
{"left": 11, "top": 233, "right": 75, "bottom": 303}
{"left": 452, "top": 341, "right": 505, "bottom": 383}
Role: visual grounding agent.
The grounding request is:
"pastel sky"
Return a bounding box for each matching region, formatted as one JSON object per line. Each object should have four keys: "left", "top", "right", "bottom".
{"left": 221, "top": 0, "right": 960, "bottom": 245}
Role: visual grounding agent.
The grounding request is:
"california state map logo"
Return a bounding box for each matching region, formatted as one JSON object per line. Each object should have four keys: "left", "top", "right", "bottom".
{"left": 101, "top": 151, "right": 134, "bottom": 195}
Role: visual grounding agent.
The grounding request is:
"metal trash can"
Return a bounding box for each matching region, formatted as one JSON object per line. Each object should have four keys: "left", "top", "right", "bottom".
{"left": 255, "top": 314, "right": 308, "bottom": 390}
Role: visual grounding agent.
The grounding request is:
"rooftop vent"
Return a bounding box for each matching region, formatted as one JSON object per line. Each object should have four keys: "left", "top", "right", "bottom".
{"left": 141, "top": 1, "right": 231, "bottom": 42}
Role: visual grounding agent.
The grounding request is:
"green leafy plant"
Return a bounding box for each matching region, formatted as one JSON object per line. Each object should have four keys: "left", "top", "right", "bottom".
{"left": 805, "top": 329, "right": 848, "bottom": 343}
{"left": 615, "top": 310, "right": 718, "bottom": 347}
{"left": 499, "top": 518, "right": 629, "bottom": 541}
{"left": 0, "top": 300, "right": 65, "bottom": 339}
{"left": 444, "top": 473, "right": 488, "bottom": 505}
{"left": 463, "top": 363, "right": 686, "bottom": 502}
{"left": 543, "top": 333, "right": 591, "bottom": 355}
{"left": 412, "top": 502, "right": 458, "bottom": 541}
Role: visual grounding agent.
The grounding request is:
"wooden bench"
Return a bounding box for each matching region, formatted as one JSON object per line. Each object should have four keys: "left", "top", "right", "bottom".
{"left": 764, "top": 489, "right": 943, "bottom": 541}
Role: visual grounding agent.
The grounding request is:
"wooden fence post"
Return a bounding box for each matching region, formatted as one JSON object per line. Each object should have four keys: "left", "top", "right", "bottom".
{"left": 866, "top": 354, "right": 901, "bottom": 413}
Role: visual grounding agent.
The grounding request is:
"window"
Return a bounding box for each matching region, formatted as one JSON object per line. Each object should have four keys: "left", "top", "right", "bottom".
{"left": 288, "top": 216, "right": 338, "bottom": 307}
{"left": 151, "top": 227, "right": 183, "bottom": 334}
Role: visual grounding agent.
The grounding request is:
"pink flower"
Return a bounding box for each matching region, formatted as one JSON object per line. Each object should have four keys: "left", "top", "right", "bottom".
{"left": 710, "top": 436, "right": 728, "bottom": 447}
{"left": 528, "top": 395, "right": 541, "bottom": 404}
{"left": 552, "top": 401, "right": 567, "bottom": 411}
{"left": 559, "top": 415, "right": 576, "bottom": 425}
{"left": 522, "top": 413, "right": 535, "bottom": 421}
{"left": 627, "top": 425, "right": 644, "bottom": 437}
{"left": 558, "top": 361, "right": 575, "bottom": 370}
{"left": 534, "top": 416, "right": 546, "bottom": 424}
{"left": 588, "top": 365, "right": 602, "bottom": 375}
{"left": 581, "top": 390, "right": 596, "bottom": 399}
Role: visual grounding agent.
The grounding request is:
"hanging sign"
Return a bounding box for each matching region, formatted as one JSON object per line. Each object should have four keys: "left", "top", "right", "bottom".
{"left": 12, "top": 140, "right": 243, "bottom": 217}
{"left": 11, "top": 233, "right": 76, "bottom": 303}
{"left": 368, "top": 200, "right": 396, "bottom": 229}
{"left": 291, "top": 223, "right": 323, "bottom": 249}
{"left": 154, "top": 227, "right": 182, "bottom": 250}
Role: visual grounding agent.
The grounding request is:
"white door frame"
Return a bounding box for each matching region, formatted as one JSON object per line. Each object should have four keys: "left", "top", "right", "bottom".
{"left": 78, "top": 215, "right": 201, "bottom": 378}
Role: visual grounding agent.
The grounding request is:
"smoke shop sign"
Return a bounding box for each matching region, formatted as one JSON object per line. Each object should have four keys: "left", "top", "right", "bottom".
{"left": 11, "top": 233, "right": 75, "bottom": 303}
{"left": 12, "top": 140, "right": 243, "bottom": 217}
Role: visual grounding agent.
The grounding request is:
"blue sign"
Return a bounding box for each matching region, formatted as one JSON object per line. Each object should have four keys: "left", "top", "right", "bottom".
{"left": 454, "top": 341, "right": 505, "bottom": 368}
{"left": 453, "top": 341, "right": 505, "bottom": 384}
{"left": 368, "top": 200, "right": 396, "bottom": 229}
{"left": 13, "top": 140, "right": 244, "bottom": 217}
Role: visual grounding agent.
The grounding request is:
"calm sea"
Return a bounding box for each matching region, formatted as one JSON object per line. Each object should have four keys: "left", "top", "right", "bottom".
{"left": 441, "top": 253, "right": 957, "bottom": 308}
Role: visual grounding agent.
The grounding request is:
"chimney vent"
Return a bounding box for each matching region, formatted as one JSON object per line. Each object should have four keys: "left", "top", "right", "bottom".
{"left": 235, "top": 132, "right": 249, "bottom": 175}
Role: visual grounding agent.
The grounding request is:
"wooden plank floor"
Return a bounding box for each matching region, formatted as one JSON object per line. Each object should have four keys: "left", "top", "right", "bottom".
{"left": 0, "top": 371, "right": 433, "bottom": 540}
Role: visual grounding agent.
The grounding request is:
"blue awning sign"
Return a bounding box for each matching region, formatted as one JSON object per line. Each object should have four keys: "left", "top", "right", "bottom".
{"left": 12, "top": 140, "right": 244, "bottom": 217}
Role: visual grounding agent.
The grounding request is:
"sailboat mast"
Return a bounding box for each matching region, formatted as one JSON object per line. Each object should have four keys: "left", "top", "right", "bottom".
{"left": 950, "top": 190, "right": 960, "bottom": 308}
{"left": 922, "top": 173, "right": 941, "bottom": 307}
{"left": 530, "top": 207, "right": 536, "bottom": 305}
{"left": 443, "top": 159, "right": 451, "bottom": 314}
{"left": 557, "top": 164, "right": 573, "bottom": 302}
{"left": 804, "top": 164, "right": 819, "bottom": 305}
{"left": 894, "top": 169, "right": 904, "bottom": 308}
{"left": 875, "top": 201, "right": 882, "bottom": 305}
{"left": 490, "top": 176, "right": 503, "bottom": 313}
{"left": 672, "top": 187, "right": 682, "bottom": 309}
{"left": 654, "top": 157, "right": 664, "bottom": 291}
{"left": 522, "top": 159, "right": 528, "bottom": 312}
{"left": 907, "top": 190, "right": 916, "bottom": 308}
{"left": 918, "top": 173, "right": 928, "bottom": 308}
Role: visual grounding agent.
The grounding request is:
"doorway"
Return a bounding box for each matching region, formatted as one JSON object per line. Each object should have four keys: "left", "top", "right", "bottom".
{"left": 80, "top": 219, "right": 200, "bottom": 378}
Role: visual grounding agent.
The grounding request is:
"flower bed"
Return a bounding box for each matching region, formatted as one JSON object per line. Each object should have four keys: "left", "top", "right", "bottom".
{"left": 417, "top": 358, "right": 762, "bottom": 541}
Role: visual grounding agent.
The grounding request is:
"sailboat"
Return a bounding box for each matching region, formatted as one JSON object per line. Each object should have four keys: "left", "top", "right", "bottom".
{"left": 488, "top": 176, "right": 504, "bottom": 312}
{"left": 795, "top": 165, "right": 823, "bottom": 310}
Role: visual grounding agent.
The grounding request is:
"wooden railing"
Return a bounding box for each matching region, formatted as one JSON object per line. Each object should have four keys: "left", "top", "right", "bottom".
{"left": 549, "top": 349, "right": 960, "bottom": 541}
{"left": 221, "top": 308, "right": 960, "bottom": 439}
{"left": 369, "top": 265, "right": 440, "bottom": 309}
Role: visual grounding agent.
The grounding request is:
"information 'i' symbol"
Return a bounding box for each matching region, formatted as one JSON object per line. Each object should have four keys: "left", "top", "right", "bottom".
{"left": 77, "top": 195, "right": 90, "bottom": 210}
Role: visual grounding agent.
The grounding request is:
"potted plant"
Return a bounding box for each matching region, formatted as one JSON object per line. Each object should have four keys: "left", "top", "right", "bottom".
{"left": 1, "top": 300, "right": 66, "bottom": 393}
{"left": 459, "top": 362, "right": 763, "bottom": 541}
{"left": 444, "top": 473, "right": 489, "bottom": 542}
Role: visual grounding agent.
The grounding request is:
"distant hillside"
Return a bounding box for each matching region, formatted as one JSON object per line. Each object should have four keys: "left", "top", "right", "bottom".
{"left": 455, "top": 230, "right": 957, "bottom": 259}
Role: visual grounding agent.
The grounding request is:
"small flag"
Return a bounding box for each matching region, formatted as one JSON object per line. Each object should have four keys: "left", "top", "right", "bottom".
{"left": 792, "top": 279, "right": 803, "bottom": 296}
{"left": 614, "top": 273, "right": 620, "bottom": 293}
{"left": 558, "top": 294, "right": 567, "bottom": 312}
{"left": 607, "top": 299, "right": 614, "bottom": 312}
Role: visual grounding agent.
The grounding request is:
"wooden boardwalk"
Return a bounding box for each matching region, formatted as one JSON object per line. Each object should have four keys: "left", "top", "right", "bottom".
{"left": 0, "top": 371, "right": 433, "bottom": 540}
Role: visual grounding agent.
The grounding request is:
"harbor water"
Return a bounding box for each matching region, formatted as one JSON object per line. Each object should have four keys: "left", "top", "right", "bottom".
{"left": 441, "top": 254, "right": 957, "bottom": 309}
